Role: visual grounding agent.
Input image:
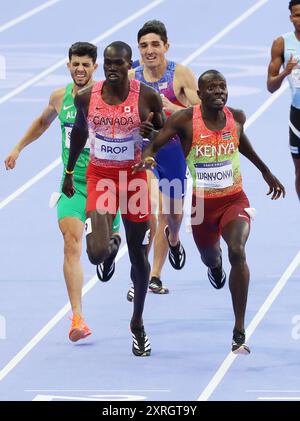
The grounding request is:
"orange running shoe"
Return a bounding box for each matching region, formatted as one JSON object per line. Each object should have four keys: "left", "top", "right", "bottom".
{"left": 69, "top": 315, "right": 92, "bottom": 342}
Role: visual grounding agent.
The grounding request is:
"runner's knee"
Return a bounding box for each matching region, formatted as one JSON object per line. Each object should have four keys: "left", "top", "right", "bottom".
{"left": 201, "top": 253, "right": 220, "bottom": 268}
{"left": 63, "top": 231, "right": 82, "bottom": 258}
{"left": 157, "top": 212, "right": 167, "bottom": 225}
{"left": 168, "top": 212, "right": 182, "bottom": 226}
{"left": 130, "top": 246, "right": 149, "bottom": 274}
{"left": 86, "top": 238, "right": 109, "bottom": 265}
{"left": 228, "top": 244, "right": 246, "bottom": 266}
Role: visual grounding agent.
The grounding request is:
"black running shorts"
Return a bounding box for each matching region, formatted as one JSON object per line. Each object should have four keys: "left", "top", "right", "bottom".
{"left": 289, "top": 105, "right": 300, "bottom": 158}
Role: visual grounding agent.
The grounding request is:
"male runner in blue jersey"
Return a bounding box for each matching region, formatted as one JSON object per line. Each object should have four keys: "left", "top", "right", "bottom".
{"left": 127, "top": 20, "right": 200, "bottom": 300}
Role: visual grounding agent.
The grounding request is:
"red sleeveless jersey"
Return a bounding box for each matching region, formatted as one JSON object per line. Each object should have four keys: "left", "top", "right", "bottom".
{"left": 87, "top": 79, "right": 143, "bottom": 172}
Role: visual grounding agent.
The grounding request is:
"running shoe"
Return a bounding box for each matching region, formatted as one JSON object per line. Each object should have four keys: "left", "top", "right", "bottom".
{"left": 149, "top": 276, "right": 169, "bottom": 294}
{"left": 69, "top": 315, "right": 92, "bottom": 342}
{"left": 126, "top": 286, "right": 135, "bottom": 302}
{"left": 164, "top": 226, "right": 186, "bottom": 270}
{"left": 231, "top": 329, "right": 250, "bottom": 355}
{"left": 126, "top": 277, "right": 169, "bottom": 302}
{"left": 97, "top": 234, "right": 121, "bottom": 282}
{"left": 207, "top": 258, "right": 226, "bottom": 289}
{"left": 131, "top": 325, "right": 151, "bottom": 356}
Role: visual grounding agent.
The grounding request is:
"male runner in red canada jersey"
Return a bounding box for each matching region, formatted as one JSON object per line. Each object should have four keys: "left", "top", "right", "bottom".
{"left": 63, "top": 41, "right": 164, "bottom": 356}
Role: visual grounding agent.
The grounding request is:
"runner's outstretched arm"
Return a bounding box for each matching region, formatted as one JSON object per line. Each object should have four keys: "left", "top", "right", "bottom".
{"left": 62, "top": 91, "right": 89, "bottom": 197}
{"left": 5, "top": 89, "right": 60, "bottom": 169}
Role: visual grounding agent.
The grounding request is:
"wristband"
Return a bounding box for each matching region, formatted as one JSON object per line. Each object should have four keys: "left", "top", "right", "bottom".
{"left": 144, "top": 156, "right": 156, "bottom": 164}
{"left": 65, "top": 169, "right": 74, "bottom": 175}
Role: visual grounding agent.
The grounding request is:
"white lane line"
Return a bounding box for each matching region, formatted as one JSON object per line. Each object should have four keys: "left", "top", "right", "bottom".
{"left": 11, "top": 98, "right": 48, "bottom": 103}
{"left": 248, "top": 389, "right": 300, "bottom": 392}
{"left": 258, "top": 397, "right": 300, "bottom": 400}
{"left": 0, "top": 0, "right": 165, "bottom": 105}
{"left": 245, "top": 82, "right": 288, "bottom": 128}
{"left": 0, "top": 0, "right": 62, "bottom": 33}
{"left": 182, "top": 0, "right": 269, "bottom": 65}
{"left": 0, "top": 0, "right": 269, "bottom": 211}
{"left": 89, "top": 0, "right": 164, "bottom": 45}
{"left": 0, "top": 158, "right": 61, "bottom": 210}
{"left": 0, "top": 244, "right": 128, "bottom": 382}
{"left": 32, "top": 394, "right": 146, "bottom": 401}
{"left": 26, "top": 389, "right": 170, "bottom": 392}
{"left": 198, "top": 250, "right": 300, "bottom": 401}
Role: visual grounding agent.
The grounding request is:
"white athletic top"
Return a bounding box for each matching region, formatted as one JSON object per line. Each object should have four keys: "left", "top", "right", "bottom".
{"left": 283, "top": 31, "right": 300, "bottom": 109}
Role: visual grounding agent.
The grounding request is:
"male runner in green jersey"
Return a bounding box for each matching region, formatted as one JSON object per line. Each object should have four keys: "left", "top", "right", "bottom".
{"left": 5, "top": 42, "right": 121, "bottom": 342}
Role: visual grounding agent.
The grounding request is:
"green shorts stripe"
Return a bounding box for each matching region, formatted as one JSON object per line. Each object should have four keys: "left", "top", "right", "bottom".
{"left": 57, "top": 175, "right": 121, "bottom": 232}
{"left": 57, "top": 177, "right": 87, "bottom": 223}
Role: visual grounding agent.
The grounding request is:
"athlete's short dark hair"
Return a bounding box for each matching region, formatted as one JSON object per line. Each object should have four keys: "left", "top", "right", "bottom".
{"left": 104, "top": 41, "right": 132, "bottom": 61}
{"left": 198, "top": 70, "right": 225, "bottom": 89}
{"left": 68, "top": 42, "right": 97, "bottom": 63}
{"left": 289, "top": 0, "right": 300, "bottom": 12}
{"left": 137, "top": 20, "right": 168, "bottom": 44}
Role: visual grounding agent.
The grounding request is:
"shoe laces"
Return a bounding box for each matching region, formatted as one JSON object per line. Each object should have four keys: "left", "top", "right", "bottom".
{"left": 149, "top": 277, "right": 162, "bottom": 289}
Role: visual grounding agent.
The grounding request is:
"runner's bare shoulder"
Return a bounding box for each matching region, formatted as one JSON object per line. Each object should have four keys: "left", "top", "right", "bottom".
{"left": 228, "top": 107, "right": 246, "bottom": 126}
{"left": 172, "top": 106, "right": 193, "bottom": 122}
{"left": 49, "top": 87, "right": 65, "bottom": 107}
{"left": 139, "top": 81, "right": 161, "bottom": 102}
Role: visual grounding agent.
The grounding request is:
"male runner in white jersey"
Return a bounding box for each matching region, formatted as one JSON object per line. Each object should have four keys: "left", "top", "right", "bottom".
{"left": 267, "top": 0, "right": 300, "bottom": 200}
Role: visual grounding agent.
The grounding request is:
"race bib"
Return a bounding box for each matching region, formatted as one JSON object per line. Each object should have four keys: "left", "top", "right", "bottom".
{"left": 65, "top": 123, "right": 90, "bottom": 149}
{"left": 194, "top": 160, "right": 233, "bottom": 189}
{"left": 93, "top": 133, "right": 134, "bottom": 161}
